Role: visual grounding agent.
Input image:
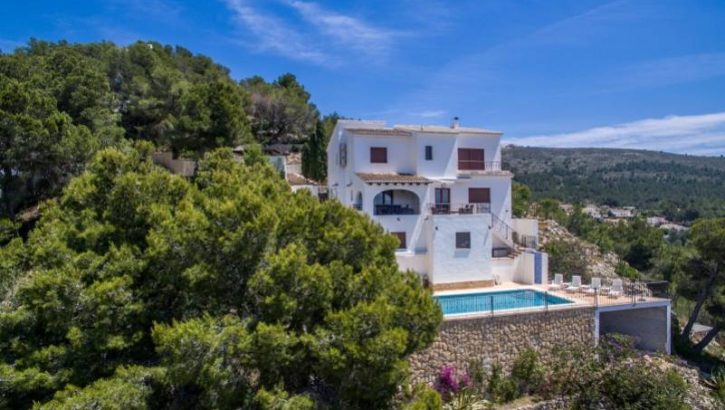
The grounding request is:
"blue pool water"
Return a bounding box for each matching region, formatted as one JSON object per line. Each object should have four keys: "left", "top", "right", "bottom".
{"left": 435, "top": 289, "right": 573, "bottom": 315}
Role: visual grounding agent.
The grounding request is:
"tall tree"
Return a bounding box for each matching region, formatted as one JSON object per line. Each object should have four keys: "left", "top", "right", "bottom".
{"left": 0, "top": 146, "right": 441, "bottom": 409}
{"left": 174, "top": 80, "right": 252, "bottom": 155}
{"left": 241, "top": 74, "right": 319, "bottom": 145}
{"left": 301, "top": 119, "right": 326, "bottom": 181}
{"left": 0, "top": 77, "right": 98, "bottom": 217}
{"left": 680, "top": 218, "right": 725, "bottom": 351}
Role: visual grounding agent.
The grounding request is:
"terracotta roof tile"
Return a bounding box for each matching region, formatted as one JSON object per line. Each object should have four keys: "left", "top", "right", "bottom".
{"left": 355, "top": 173, "right": 432, "bottom": 184}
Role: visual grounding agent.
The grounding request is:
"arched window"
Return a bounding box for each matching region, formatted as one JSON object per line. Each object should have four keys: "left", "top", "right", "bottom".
{"left": 373, "top": 189, "right": 420, "bottom": 215}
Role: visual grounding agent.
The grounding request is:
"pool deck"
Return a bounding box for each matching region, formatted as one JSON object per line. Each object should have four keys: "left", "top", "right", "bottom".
{"left": 434, "top": 282, "right": 670, "bottom": 320}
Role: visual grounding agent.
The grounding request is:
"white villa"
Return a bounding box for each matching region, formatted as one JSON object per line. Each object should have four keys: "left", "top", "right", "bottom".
{"left": 326, "top": 118, "right": 547, "bottom": 290}
{"left": 324, "top": 118, "right": 672, "bottom": 359}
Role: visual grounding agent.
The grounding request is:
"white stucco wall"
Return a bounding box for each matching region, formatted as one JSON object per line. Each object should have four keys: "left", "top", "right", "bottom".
{"left": 351, "top": 135, "right": 415, "bottom": 174}
{"left": 427, "top": 213, "right": 493, "bottom": 284}
{"left": 511, "top": 218, "right": 538, "bottom": 236}
{"left": 414, "top": 134, "right": 502, "bottom": 179}
{"left": 326, "top": 120, "right": 527, "bottom": 286}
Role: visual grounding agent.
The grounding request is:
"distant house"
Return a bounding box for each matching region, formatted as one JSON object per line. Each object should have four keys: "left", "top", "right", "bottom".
{"left": 582, "top": 204, "right": 602, "bottom": 219}
{"left": 559, "top": 203, "right": 574, "bottom": 215}
{"left": 326, "top": 118, "right": 546, "bottom": 290}
{"left": 608, "top": 207, "right": 636, "bottom": 219}
{"left": 646, "top": 216, "right": 669, "bottom": 226}
{"left": 660, "top": 223, "right": 688, "bottom": 232}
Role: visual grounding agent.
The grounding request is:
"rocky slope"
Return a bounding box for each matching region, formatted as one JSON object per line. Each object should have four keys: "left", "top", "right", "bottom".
{"left": 538, "top": 218, "right": 621, "bottom": 279}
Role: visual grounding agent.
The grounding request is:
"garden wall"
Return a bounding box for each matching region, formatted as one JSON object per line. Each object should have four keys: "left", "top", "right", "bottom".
{"left": 409, "top": 307, "right": 596, "bottom": 384}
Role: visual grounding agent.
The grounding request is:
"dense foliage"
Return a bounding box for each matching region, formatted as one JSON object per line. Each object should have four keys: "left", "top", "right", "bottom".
{"left": 505, "top": 145, "right": 725, "bottom": 221}
{"left": 533, "top": 197, "right": 725, "bottom": 354}
{"left": 436, "top": 337, "right": 689, "bottom": 409}
{"left": 0, "top": 40, "right": 327, "bottom": 218}
{"left": 0, "top": 145, "right": 441, "bottom": 409}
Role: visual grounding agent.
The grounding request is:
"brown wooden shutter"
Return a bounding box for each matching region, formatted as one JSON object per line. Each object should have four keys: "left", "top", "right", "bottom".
{"left": 458, "top": 148, "right": 485, "bottom": 170}
{"left": 370, "top": 147, "right": 387, "bottom": 163}
{"left": 392, "top": 232, "right": 406, "bottom": 249}
{"left": 468, "top": 188, "right": 491, "bottom": 203}
{"left": 458, "top": 148, "right": 469, "bottom": 170}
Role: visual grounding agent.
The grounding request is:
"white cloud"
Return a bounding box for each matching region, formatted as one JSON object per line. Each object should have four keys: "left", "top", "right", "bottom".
{"left": 289, "top": 1, "right": 398, "bottom": 57}
{"left": 224, "top": 0, "right": 330, "bottom": 64}
{"left": 223, "top": 0, "right": 401, "bottom": 65}
{"left": 611, "top": 53, "right": 725, "bottom": 89}
{"left": 508, "top": 112, "right": 725, "bottom": 156}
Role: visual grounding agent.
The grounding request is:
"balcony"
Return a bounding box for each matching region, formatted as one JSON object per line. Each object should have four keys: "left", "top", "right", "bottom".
{"left": 456, "top": 161, "right": 512, "bottom": 176}
{"left": 373, "top": 189, "right": 421, "bottom": 215}
{"left": 427, "top": 202, "right": 491, "bottom": 215}
{"left": 375, "top": 204, "right": 417, "bottom": 215}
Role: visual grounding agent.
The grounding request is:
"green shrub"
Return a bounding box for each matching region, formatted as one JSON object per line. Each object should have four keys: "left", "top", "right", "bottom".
{"left": 598, "top": 364, "right": 687, "bottom": 410}
{"left": 510, "top": 348, "right": 544, "bottom": 395}
{"left": 400, "top": 384, "right": 442, "bottom": 410}
{"left": 491, "top": 378, "right": 518, "bottom": 404}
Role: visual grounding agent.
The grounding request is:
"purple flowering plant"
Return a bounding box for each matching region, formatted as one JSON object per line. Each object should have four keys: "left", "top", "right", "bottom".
{"left": 433, "top": 365, "right": 472, "bottom": 402}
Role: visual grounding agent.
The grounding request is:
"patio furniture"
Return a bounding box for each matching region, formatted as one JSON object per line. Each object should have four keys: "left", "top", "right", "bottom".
{"left": 608, "top": 279, "right": 623, "bottom": 298}
{"left": 548, "top": 273, "right": 564, "bottom": 290}
{"left": 585, "top": 277, "right": 601, "bottom": 295}
{"left": 566, "top": 275, "right": 582, "bottom": 293}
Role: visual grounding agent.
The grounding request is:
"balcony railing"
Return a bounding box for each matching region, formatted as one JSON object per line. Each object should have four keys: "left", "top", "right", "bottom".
{"left": 374, "top": 204, "right": 418, "bottom": 215}
{"left": 457, "top": 161, "right": 504, "bottom": 172}
{"left": 427, "top": 202, "right": 491, "bottom": 215}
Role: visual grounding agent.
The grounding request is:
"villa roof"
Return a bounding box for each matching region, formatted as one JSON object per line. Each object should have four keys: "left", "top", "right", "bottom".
{"left": 287, "top": 172, "right": 316, "bottom": 186}
{"left": 342, "top": 121, "right": 501, "bottom": 137}
{"left": 356, "top": 172, "right": 432, "bottom": 184}
{"left": 395, "top": 124, "right": 501, "bottom": 135}
{"left": 347, "top": 128, "right": 413, "bottom": 137}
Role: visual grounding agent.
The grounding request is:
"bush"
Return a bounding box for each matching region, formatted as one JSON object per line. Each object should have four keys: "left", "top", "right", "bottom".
{"left": 543, "top": 240, "right": 589, "bottom": 281}
{"left": 510, "top": 348, "right": 543, "bottom": 395}
{"left": 400, "top": 384, "right": 442, "bottom": 410}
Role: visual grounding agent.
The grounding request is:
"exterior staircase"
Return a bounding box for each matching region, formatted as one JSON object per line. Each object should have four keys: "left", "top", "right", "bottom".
{"left": 491, "top": 213, "right": 535, "bottom": 258}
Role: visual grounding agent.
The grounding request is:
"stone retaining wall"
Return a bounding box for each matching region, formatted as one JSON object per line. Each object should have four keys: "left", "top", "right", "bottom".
{"left": 409, "top": 307, "right": 596, "bottom": 384}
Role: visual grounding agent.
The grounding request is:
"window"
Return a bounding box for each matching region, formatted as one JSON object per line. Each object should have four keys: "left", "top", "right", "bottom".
{"left": 434, "top": 188, "right": 450, "bottom": 205}
{"left": 392, "top": 232, "right": 406, "bottom": 249}
{"left": 378, "top": 190, "right": 394, "bottom": 205}
{"left": 468, "top": 188, "right": 490, "bottom": 203}
{"left": 458, "top": 148, "right": 485, "bottom": 170}
{"left": 425, "top": 145, "right": 433, "bottom": 160}
{"left": 456, "top": 232, "right": 471, "bottom": 249}
{"left": 339, "top": 143, "right": 347, "bottom": 167}
{"left": 370, "top": 147, "right": 387, "bottom": 163}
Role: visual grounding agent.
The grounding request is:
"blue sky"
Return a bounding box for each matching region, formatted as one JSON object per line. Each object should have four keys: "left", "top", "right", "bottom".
{"left": 2, "top": 0, "right": 725, "bottom": 155}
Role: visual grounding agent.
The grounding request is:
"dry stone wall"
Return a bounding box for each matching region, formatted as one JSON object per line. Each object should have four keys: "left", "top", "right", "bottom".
{"left": 409, "top": 307, "right": 596, "bottom": 384}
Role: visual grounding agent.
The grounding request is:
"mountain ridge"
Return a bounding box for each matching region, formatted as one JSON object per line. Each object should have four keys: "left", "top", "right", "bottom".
{"left": 503, "top": 145, "right": 725, "bottom": 220}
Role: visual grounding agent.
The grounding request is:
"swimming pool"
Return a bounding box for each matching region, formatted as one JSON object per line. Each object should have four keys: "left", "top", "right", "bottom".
{"left": 435, "top": 289, "right": 573, "bottom": 316}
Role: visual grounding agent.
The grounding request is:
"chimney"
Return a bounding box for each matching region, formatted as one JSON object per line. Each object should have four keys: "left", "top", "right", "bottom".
{"left": 451, "top": 116, "right": 460, "bottom": 129}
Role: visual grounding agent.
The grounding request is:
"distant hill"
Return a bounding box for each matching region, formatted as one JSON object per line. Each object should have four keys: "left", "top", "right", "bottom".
{"left": 503, "top": 145, "right": 725, "bottom": 220}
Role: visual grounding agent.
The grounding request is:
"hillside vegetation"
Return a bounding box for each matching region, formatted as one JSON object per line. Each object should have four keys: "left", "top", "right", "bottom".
{"left": 0, "top": 39, "right": 333, "bottom": 219}
{"left": 504, "top": 145, "right": 725, "bottom": 220}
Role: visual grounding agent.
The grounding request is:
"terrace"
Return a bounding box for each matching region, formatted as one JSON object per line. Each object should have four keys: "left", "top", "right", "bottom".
{"left": 432, "top": 279, "right": 672, "bottom": 353}
{"left": 433, "top": 279, "right": 670, "bottom": 318}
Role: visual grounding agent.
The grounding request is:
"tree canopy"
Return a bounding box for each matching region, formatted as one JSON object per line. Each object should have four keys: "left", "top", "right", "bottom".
{"left": 0, "top": 145, "right": 441, "bottom": 409}
{"left": 0, "top": 40, "right": 326, "bottom": 219}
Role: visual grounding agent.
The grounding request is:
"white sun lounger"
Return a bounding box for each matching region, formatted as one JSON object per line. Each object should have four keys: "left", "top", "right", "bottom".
{"left": 549, "top": 273, "right": 564, "bottom": 290}
{"left": 608, "top": 279, "right": 623, "bottom": 298}
{"left": 585, "top": 277, "right": 601, "bottom": 295}
{"left": 566, "top": 275, "right": 582, "bottom": 293}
